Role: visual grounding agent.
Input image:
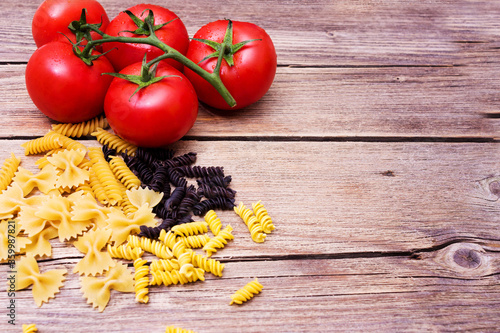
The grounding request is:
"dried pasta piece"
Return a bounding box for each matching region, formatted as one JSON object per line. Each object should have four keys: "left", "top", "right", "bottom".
{"left": 171, "top": 221, "right": 208, "bottom": 237}
{"left": 150, "top": 258, "right": 180, "bottom": 272}
{"left": 21, "top": 131, "right": 63, "bottom": 155}
{"left": 35, "top": 195, "right": 90, "bottom": 242}
{"left": 134, "top": 258, "right": 149, "bottom": 303}
{"left": 109, "top": 155, "right": 141, "bottom": 190}
{"left": 47, "top": 149, "right": 89, "bottom": 190}
{"left": 177, "top": 234, "right": 210, "bottom": 249}
{"left": 202, "top": 225, "right": 234, "bottom": 257}
{"left": 165, "top": 326, "right": 196, "bottom": 333}
{"left": 229, "top": 278, "right": 263, "bottom": 305}
{"left": 15, "top": 254, "right": 67, "bottom": 307}
{"left": 88, "top": 168, "right": 108, "bottom": 205}
{"left": 73, "top": 228, "right": 115, "bottom": 276}
{"left": 149, "top": 264, "right": 204, "bottom": 286}
{"left": 46, "top": 131, "right": 87, "bottom": 151}
{"left": 189, "top": 252, "right": 225, "bottom": 277}
{"left": 91, "top": 128, "right": 137, "bottom": 156}
{"left": 71, "top": 193, "right": 111, "bottom": 230}
{"left": 234, "top": 202, "right": 266, "bottom": 243}
{"left": 117, "top": 181, "right": 137, "bottom": 217}
{"left": 22, "top": 324, "right": 38, "bottom": 333}
{"left": 204, "top": 210, "right": 222, "bottom": 236}
{"left": 13, "top": 165, "right": 58, "bottom": 196}
{"left": 88, "top": 147, "right": 122, "bottom": 205}
{"left": 0, "top": 183, "right": 27, "bottom": 220}
{"left": 0, "top": 153, "right": 21, "bottom": 193}
{"left": 52, "top": 114, "right": 109, "bottom": 138}
{"left": 127, "top": 234, "right": 173, "bottom": 259}
{"left": 105, "top": 204, "right": 157, "bottom": 246}
{"left": 159, "top": 230, "right": 178, "bottom": 249}
{"left": 80, "top": 261, "right": 134, "bottom": 312}
{"left": 126, "top": 187, "right": 163, "bottom": 209}
{"left": 23, "top": 226, "right": 59, "bottom": 258}
{"left": 107, "top": 243, "right": 144, "bottom": 260}
{"left": 252, "top": 200, "right": 275, "bottom": 234}
{"left": 0, "top": 219, "right": 31, "bottom": 260}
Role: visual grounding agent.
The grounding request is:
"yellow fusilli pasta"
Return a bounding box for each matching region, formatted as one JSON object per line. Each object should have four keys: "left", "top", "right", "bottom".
{"left": 107, "top": 244, "right": 144, "bottom": 260}
{"left": 88, "top": 147, "right": 122, "bottom": 205}
{"left": 150, "top": 263, "right": 204, "bottom": 286}
{"left": 165, "top": 326, "right": 196, "bottom": 333}
{"left": 189, "top": 251, "right": 225, "bottom": 277}
{"left": 171, "top": 221, "right": 208, "bottom": 237}
{"left": 91, "top": 128, "right": 137, "bottom": 156}
{"left": 0, "top": 153, "right": 21, "bottom": 192}
{"left": 150, "top": 258, "right": 180, "bottom": 272}
{"left": 127, "top": 234, "right": 173, "bottom": 259}
{"left": 177, "top": 234, "right": 211, "bottom": 249}
{"left": 51, "top": 114, "right": 109, "bottom": 138}
{"left": 229, "top": 278, "right": 263, "bottom": 305}
{"left": 22, "top": 324, "right": 38, "bottom": 333}
{"left": 21, "top": 131, "right": 63, "bottom": 155}
{"left": 202, "top": 225, "right": 234, "bottom": 257}
{"left": 204, "top": 210, "right": 222, "bottom": 236}
{"left": 109, "top": 155, "right": 141, "bottom": 190}
{"left": 134, "top": 258, "right": 149, "bottom": 303}
{"left": 234, "top": 202, "right": 266, "bottom": 243}
{"left": 252, "top": 200, "right": 275, "bottom": 234}
{"left": 46, "top": 131, "right": 87, "bottom": 151}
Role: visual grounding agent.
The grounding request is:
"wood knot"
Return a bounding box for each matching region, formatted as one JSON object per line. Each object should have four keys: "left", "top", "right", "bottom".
{"left": 452, "top": 247, "right": 481, "bottom": 269}
{"left": 489, "top": 180, "right": 500, "bottom": 198}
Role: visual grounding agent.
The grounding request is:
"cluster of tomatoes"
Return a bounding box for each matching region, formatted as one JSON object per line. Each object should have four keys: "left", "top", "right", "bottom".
{"left": 25, "top": 0, "right": 277, "bottom": 147}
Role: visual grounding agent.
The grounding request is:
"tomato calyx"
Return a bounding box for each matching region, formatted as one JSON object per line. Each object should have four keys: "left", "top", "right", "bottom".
{"left": 104, "top": 55, "right": 180, "bottom": 99}
{"left": 192, "top": 19, "right": 261, "bottom": 67}
{"left": 122, "top": 9, "right": 178, "bottom": 36}
{"left": 68, "top": 9, "right": 105, "bottom": 47}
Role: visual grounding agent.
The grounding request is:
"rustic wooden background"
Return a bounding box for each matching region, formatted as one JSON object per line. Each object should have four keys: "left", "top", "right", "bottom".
{"left": 1, "top": 0, "right": 500, "bottom": 332}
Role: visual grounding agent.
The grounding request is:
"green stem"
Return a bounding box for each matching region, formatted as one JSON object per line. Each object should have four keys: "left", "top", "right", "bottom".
{"left": 81, "top": 24, "right": 236, "bottom": 108}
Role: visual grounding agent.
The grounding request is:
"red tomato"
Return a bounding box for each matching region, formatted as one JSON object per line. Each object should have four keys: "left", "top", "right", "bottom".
{"left": 32, "top": 0, "right": 110, "bottom": 48}
{"left": 102, "top": 4, "right": 189, "bottom": 72}
{"left": 184, "top": 20, "right": 277, "bottom": 110}
{"left": 25, "top": 41, "right": 114, "bottom": 123}
{"left": 104, "top": 63, "right": 198, "bottom": 147}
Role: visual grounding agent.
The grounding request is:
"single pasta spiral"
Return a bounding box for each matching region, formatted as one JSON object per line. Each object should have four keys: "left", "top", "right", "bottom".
{"left": 252, "top": 200, "right": 275, "bottom": 234}
{"left": 150, "top": 268, "right": 191, "bottom": 286}
{"left": 202, "top": 225, "right": 234, "bottom": 257}
{"left": 22, "top": 324, "right": 38, "bottom": 333}
{"left": 177, "top": 234, "right": 211, "bottom": 249}
{"left": 165, "top": 326, "right": 196, "bottom": 333}
{"left": 190, "top": 252, "right": 225, "bottom": 277}
{"left": 0, "top": 153, "right": 20, "bottom": 192}
{"left": 127, "top": 235, "right": 173, "bottom": 259}
{"left": 91, "top": 128, "right": 137, "bottom": 156}
{"left": 88, "top": 147, "right": 122, "bottom": 205}
{"left": 230, "top": 278, "right": 263, "bottom": 305}
{"left": 171, "top": 221, "right": 208, "bottom": 237}
{"left": 234, "top": 202, "right": 266, "bottom": 243}
{"left": 134, "top": 258, "right": 149, "bottom": 303}
{"left": 150, "top": 258, "right": 180, "bottom": 272}
{"left": 204, "top": 209, "right": 222, "bottom": 236}
{"left": 21, "top": 131, "right": 63, "bottom": 155}
{"left": 51, "top": 115, "right": 109, "bottom": 138}
{"left": 109, "top": 155, "right": 141, "bottom": 190}
{"left": 107, "top": 244, "right": 144, "bottom": 260}
{"left": 159, "top": 230, "right": 178, "bottom": 249}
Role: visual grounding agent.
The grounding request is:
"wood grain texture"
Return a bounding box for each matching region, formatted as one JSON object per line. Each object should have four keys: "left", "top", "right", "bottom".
{"left": 1, "top": 65, "right": 498, "bottom": 138}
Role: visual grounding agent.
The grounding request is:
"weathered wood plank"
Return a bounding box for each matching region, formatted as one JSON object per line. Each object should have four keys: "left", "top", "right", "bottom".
{"left": 1, "top": 140, "right": 498, "bottom": 256}
{"left": 1, "top": 65, "right": 498, "bottom": 138}
{"left": 1, "top": 0, "right": 500, "bottom": 66}
{"left": 1, "top": 241, "right": 499, "bottom": 332}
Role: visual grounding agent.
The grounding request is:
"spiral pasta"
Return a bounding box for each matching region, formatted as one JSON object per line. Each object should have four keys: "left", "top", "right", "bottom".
{"left": 52, "top": 115, "right": 109, "bottom": 138}
{"left": 109, "top": 155, "right": 141, "bottom": 190}
{"left": 127, "top": 234, "right": 173, "bottom": 259}
{"left": 165, "top": 326, "right": 196, "bottom": 333}
{"left": 234, "top": 202, "right": 266, "bottom": 243}
{"left": 202, "top": 225, "right": 234, "bottom": 257}
{"left": 229, "top": 278, "right": 263, "bottom": 305}
{"left": 91, "top": 128, "right": 137, "bottom": 156}
{"left": 204, "top": 210, "right": 222, "bottom": 236}
{"left": 159, "top": 230, "right": 178, "bottom": 249}
{"left": 134, "top": 258, "right": 149, "bottom": 303}
{"left": 47, "top": 131, "right": 87, "bottom": 151}
{"left": 88, "top": 168, "right": 108, "bottom": 205}
{"left": 21, "top": 131, "right": 63, "bottom": 155}
{"left": 177, "top": 234, "right": 210, "bottom": 249}
{"left": 252, "top": 200, "right": 275, "bottom": 234}
{"left": 189, "top": 251, "right": 225, "bottom": 277}
{"left": 107, "top": 244, "right": 144, "bottom": 260}
{"left": 149, "top": 263, "right": 204, "bottom": 286}
{"left": 0, "top": 153, "right": 20, "bottom": 192}
{"left": 88, "top": 147, "right": 122, "bottom": 205}
{"left": 171, "top": 221, "right": 208, "bottom": 237}
{"left": 22, "top": 324, "right": 38, "bottom": 333}
{"left": 150, "top": 258, "right": 180, "bottom": 272}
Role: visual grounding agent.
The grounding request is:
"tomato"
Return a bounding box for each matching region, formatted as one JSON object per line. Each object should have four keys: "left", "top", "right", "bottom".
{"left": 104, "top": 63, "right": 198, "bottom": 147}
{"left": 184, "top": 20, "right": 277, "bottom": 110}
{"left": 32, "top": 0, "right": 110, "bottom": 48}
{"left": 102, "top": 4, "right": 189, "bottom": 72}
{"left": 25, "top": 41, "right": 114, "bottom": 123}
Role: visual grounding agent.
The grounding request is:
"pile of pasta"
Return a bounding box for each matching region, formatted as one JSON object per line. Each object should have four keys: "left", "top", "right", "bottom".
{"left": 0, "top": 115, "right": 275, "bottom": 316}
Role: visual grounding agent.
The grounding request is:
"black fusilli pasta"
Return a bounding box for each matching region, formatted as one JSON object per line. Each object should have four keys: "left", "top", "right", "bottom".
{"left": 192, "top": 197, "right": 236, "bottom": 216}
{"left": 164, "top": 185, "right": 186, "bottom": 211}
{"left": 164, "top": 152, "right": 197, "bottom": 168}
{"left": 197, "top": 183, "right": 236, "bottom": 199}
{"left": 196, "top": 175, "right": 232, "bottom": 188}
{"left": 102, "top": 144, "right": 117, "bottom": 162}
{"left": 177, "top": 185, "right": 201, "bottom": 216}
{"left": 149, "top": 164, "right": 169, "bottom": 192}
{"left": 167, "top": 168, "right": 188, "bottom": 187}
{"left": 175, "top": 165, "right": 225, "bottom": 178}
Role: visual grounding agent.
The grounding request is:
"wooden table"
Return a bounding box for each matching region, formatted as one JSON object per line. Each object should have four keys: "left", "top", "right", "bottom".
{"left": 1, "top": 0, "right": 499, "bottom": 332}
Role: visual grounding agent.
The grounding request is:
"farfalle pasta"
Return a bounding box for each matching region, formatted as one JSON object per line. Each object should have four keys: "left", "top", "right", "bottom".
{"left": 73, "top": 228, "right": 115, "bottom": 276}
{"left": 105, "top": 204, "right": 157, "bottom": 245}
{"left": 126, "top": 186, "right": 164, "bottom": 209}
{"left": 70, "top": 193, "right": 111, "bottom": 230}
{"left": 47, "top": 149, "right": 90, "bottom": 190}
{"left": 23, "top": 226, "right": 59, "bottom": 258}
{"left": 0, "top": 219, "right": 31, "bottom": 261}
{"left": 13, "top": 165, "right": 57, "bottom": 196}
{"left": 80, "top": 262, "right": 134, "bottom": 312}
{"left": 15, "top": 254, "right": 67, "bottom": 307}
{"left": 0, "top": 152, "right": 21, "bottom": 193}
